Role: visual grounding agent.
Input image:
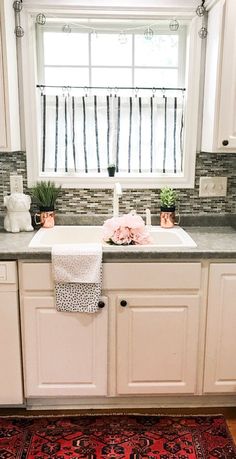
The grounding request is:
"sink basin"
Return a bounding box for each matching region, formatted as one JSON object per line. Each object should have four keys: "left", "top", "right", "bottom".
{"left": 29, "top": 226, "right": 103, "bottom": 247}
{"left": 28, "top": 225, "right": 197, "bottom": 248}
{"left": 149, "top": 226, "right": 197, "bottom": 247}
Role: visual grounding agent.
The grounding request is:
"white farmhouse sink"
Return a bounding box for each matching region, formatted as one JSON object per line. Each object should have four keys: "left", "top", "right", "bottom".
{"left": 29, "top": 225, "right": 197, "bottom": 248}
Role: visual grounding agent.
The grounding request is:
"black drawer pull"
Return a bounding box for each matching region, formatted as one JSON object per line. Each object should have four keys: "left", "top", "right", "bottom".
{"left": 98, "top": 301, "right": 105, "bottom": 308}
{"left": 120, "top": 300, "right": 127, "bottom": 307}
{"left": 222, "top": 140, "right": 229, "bottom": 146}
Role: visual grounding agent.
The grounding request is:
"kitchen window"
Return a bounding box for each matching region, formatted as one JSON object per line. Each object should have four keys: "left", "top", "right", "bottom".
{"left": 21, "top": 9, "right": 202, "bottom": 188}
{"left": 38, "top": 26, "right": 186, "bottom": 88}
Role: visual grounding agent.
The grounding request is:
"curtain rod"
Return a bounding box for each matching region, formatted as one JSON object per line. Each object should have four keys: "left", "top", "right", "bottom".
{"left": 37, "top": 84, "right": 186, "bottom": 91}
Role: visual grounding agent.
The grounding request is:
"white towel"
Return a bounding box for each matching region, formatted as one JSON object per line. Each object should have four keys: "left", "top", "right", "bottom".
{"left": 51, "top": 243, "right": 102, "bottom": 313}
{"left": 52, "top": 243, "right": 102, "bottom": 283}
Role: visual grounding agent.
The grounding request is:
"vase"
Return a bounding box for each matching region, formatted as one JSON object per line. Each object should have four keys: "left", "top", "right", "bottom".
{"left": 107, "top": 166, "right": 116, "bottom": 177}
{"left": 160, "top": 206, "right": 176, "bottom": 228}
{"left": 34, "top": 206, "right": 55, "bottom": 228}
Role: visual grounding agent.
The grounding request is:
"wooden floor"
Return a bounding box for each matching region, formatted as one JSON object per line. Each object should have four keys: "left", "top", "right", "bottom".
{"left": 0, "top": 406, "right": 236, "bottom": 443}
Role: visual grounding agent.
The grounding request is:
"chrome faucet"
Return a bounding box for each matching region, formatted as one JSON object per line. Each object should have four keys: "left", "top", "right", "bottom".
{"left": 113, "top": 182, "right": 122, "bottom": 217}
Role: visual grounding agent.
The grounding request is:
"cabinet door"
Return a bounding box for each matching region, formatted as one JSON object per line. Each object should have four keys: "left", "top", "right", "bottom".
{"left": 0, "top": 22, "right": 7, "bottom": 149}
{"left": 21, "top": 296, "right": 108, "bottom": 397}
{"left": 0, "top": 1, "right": 20, "bottom": 151}
{"left": 0, "top": 291, "right": 23, "bottom": 404}
{"left": 217, "top": 0, "right": 236, "bottom": 149}
{"left": 204, "top": 264, "right": 236, "bottom": 393}
{"left": 116, "top": 294, "right": 200, "bottom": 395}
{"left": 202, "top": 0, "right": 236, "bottom": 152}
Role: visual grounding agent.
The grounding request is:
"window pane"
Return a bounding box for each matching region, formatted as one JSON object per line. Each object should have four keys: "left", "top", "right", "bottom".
{"left": 134, "top": 68, "right": 178, "bottom": 87}
{"left": 91, "top": 33, "right": 132, "bottom": 66}
{"left": 135, "top": 34, "right": 178, "bottom": 67}
{"left": 45, "top": 67, "right": 89, "bottom": 86}
{"left": 92, "top": 68, "right": 132, "bottom": 87}
{"left": 44, "top": 32, "right": 89, "bottom": 66}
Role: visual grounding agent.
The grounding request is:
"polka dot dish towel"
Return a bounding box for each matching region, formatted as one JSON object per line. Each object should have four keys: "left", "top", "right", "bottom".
{"left": 52, "top": 243, "right": 102, "bottom": 313}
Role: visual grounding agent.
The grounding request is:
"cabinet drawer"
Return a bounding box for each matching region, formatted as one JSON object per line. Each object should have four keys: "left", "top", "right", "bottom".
{"left": 21, "top": 263, "right": 53, "bottom": 291}
{"left": 0, "top": 261, "right": 17, "bottom": 288}
{"left": 103, "top": 263, "right": 201, "bottom": 290}
{"left": 20, "top": 262, "right": 202, "bottom": 292}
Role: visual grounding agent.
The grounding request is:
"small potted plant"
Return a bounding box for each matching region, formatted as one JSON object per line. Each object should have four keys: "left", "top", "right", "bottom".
{"left": 107, "top": 163, "right": 116, "bottom": 177}
{"left": 160, "top": 187, "right": 177, "bottom": 228}
{"left": 30, "top": 181, "right": 61, "bottom": 228}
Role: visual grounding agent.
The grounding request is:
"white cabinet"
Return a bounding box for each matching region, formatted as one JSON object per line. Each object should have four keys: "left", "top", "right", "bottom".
{"left": 20, "top": 261, "right": 203, "bottom": 400}
{"left": 16, "top": 259, "right": 236, "bottom": 404}
{"left": 20, "top": 262, "right": 108, "bottom": 397}
{"left": 202, "top": 0, "right": 236, "bottom": 152}
{"left": 204, "top": 263, "right": 236, "bottom": 393}
{"left": 0, "top": 262, "right": 23, "bottom": 405}
{"left": 104, "top": 263, "right": 202, "bottom": 396}
{"left": 0, "top": 0, "right": 20, "bottom": 151}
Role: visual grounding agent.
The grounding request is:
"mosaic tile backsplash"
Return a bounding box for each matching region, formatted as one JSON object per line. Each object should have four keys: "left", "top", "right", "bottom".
{"left": 0, "top": 151, "right": 235, "bottom": 216}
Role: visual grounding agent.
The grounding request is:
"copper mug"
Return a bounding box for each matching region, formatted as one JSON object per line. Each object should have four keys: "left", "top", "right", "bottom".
{"left": 34, "top": 209, "right": 55, "bottom": 228}
{"left": 160, "top": 207, "right": 180, "bottom": 228}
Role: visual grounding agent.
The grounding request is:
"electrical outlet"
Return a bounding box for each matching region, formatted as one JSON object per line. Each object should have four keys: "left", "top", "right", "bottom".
{"left": 199, "top": 176, "right": 227, "bottom": 197}
{"left": 10, "top": 175, "right": 23, "bottom": 194}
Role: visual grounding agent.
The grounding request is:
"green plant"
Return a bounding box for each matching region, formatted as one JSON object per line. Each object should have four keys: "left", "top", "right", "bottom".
{"left": 160, "top": 187, "right": 177, "bottom": 208}
{"left": 107, "top": 163, "right": 116, "bottom": 169}
{"left": 30, "top": 181, "right": 61, "bottom": 209}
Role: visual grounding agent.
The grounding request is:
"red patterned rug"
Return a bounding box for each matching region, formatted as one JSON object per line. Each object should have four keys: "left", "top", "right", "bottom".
{"left": 0, "top": 414, "right": 235, "bottom": 459}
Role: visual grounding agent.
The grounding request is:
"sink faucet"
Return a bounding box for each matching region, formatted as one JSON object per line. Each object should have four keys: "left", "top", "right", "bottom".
{"left": 113, "top": 182, "right": 122, "bottom": 217}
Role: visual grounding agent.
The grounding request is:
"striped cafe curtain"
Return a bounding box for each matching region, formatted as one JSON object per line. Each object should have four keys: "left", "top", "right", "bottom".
{"left": 40, "top": 93, "right": 184, "bottom": 175}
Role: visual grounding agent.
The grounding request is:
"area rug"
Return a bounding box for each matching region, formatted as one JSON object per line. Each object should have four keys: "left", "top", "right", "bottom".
{"left": 0, "top": 414, "right": 235, "bottom": 459}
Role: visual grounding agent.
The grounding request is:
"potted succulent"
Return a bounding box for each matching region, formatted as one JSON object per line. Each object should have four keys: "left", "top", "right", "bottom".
{"left": 107, "top": 163, "right": 116, "bottom": 177}
{"left": 30, "top": 181, "right": 61, "bottom": 228}
{"left": 160, "top": 187, "right": 177, "bottom": 228}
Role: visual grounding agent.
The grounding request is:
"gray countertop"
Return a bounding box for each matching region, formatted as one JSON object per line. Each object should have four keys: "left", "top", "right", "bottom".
{"left": 0, "top": 225, "right": 236, "bottom": 261}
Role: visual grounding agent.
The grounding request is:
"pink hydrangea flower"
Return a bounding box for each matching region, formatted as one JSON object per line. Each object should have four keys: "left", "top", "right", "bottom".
{"left": 102, "top": 214, "right": 152, "bottom": 245}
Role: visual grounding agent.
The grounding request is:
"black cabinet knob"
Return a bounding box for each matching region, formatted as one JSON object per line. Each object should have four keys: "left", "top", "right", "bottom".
{"left": 222, "top": 140, "right": 229, "bottom": 146}
{"left": 98, "top": 301, "right": 105, "bottom": 308}
{"left": 120, "top": 300, "right": 127, "bottom": 307}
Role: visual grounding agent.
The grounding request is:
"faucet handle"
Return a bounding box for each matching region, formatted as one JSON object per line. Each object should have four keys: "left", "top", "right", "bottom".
{"left": 146, "top": 208, "right": 152, "bottom": 227}
{"left": 130, "top": 209, "right": 137, "bottom": 216}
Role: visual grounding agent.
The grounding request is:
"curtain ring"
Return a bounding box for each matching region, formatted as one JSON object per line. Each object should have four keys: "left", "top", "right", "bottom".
{"left": 114, "top": 87, "right": 118, "bottom": 98}
{"left": 40, "top": 85, "right": 44, "bottom": 96}
{"left": 62, "top": 86, "right": 68, "bottom": 97}
{"left": 67, "top": 86, "right": 71, "bottom": 97}
{"left": 152, "top": 87, "right": 156, "bottom": 98}
{"left": 162, "top": 88, "right": 166, "bottom": 98}
{"left": 107, "top": 87, "right": 112, "bottom": 97}
{"left": 134, "top": 87, "right": 139, "bottom": 98}
{"left": 84, "top": 86, "right": 88, "bottom": 97}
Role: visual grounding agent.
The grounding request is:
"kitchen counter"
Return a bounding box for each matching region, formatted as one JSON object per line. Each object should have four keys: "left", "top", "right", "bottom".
{"left": 0, "top": 225, "right": 236, "bottom": 260}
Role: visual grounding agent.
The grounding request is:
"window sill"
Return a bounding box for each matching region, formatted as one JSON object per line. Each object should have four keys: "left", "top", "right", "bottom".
{"left": 30, "top": 173, "right": 195, "bottom": 189}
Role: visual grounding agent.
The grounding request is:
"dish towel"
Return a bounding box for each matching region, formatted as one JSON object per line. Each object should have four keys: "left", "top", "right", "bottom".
{"left": 51, "top": 243, "right": 102, "bottom": 313}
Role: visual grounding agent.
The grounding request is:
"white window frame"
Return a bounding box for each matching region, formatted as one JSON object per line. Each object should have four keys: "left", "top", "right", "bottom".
{"left": 37, "top": 24, "right": 186, "bottom": 88}
{"left": 20, "top": 3, "right": 203, "bottom": 189}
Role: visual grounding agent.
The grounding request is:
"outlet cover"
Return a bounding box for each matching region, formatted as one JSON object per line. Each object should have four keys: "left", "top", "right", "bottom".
{"left": 199, "top": 176, "right": 227, "bottom": 197}
{"left": 10, "top": 175, "right": 23, "bottom": 194}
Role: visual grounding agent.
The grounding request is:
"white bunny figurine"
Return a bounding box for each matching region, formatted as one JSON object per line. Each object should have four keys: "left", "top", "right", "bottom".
{"left": 4, "top": 193, "right": 34, "bottom": 233}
